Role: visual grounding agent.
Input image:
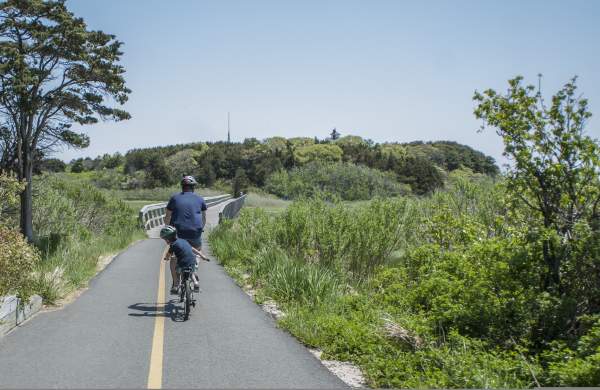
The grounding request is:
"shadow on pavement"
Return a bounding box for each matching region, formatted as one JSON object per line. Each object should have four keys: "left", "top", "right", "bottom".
{"left": 128, "top": 301, "right": 181, "bottom": 321}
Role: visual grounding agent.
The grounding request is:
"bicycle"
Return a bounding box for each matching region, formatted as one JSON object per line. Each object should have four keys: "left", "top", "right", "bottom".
{"left": 178, "top": 266, "right": 196, "bottom": 320}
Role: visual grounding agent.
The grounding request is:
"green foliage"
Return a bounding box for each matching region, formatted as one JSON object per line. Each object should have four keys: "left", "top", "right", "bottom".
{"left": 474, "top": 76, "right": 600, "bottom": 340}
{"left": 74, "top": 136, "right": 498, "bottom": 198}
{"left": 265, "top": 161, "right": 408, "bottom": 201}
{"left": 71, "top": 135, "right": 498, "bottom": 200}
{"left": 278, "top": 292, "right": 535, "bottom": 388}
{"left": 407, "top": 141, "right": 499, "bottom": 176}
{"left": 540, "top": 316, "right": 600, "bottom": 386}
{"left": 28, "top": 174, "right": 142, "bottom": 302}
{"left": 374, "top": 239, "right": 536, "bottom": 343}
{"left": 88, "top": 169, "right": 129, "bottom": 190}
{"left": 380, "top": 143, "right": 407, "bottom": 160}
{"left": 0, "top": 225, "right": 39, "bottom": 301}
{"left": 0, "top": 172, "right": 24, "bottom": 222}
{"left": 197, "top": 158, "right": 216, "bottom": 187}
{"left": 256, "top": 247, "right": 343, "bottom": 305}
{"left": 143, "top": 155, "right": 172, "bottom": 188}
{"left": 37, "top": 158, "right": 67, "bottom": 173}
{"left": 210, "top": 173, "right": 600, "bottom": 387}
{"left": 0, "top": 0, "right": 131, "bottom": 239}
{"left": 33, "top": 174, "right": 137, "bottom": 242}
{"left": 395, "top": 154, "right": 445, "bottom": 195}
{"left": 165, "top": 148, "right": 205, "bottom": 178}
{"left": 293, "top": 144, "right": 343, "bottom": 165}
{"left": 70, "top": 159, "right": 85, "bottom": 173}
{"left": 232, "top": 167, "right": 249, "bottom": 198}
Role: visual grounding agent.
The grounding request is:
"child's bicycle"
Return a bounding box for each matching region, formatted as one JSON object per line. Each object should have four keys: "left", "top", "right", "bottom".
{"left": 178, "top": 266, "right": 196, "bottom": 320}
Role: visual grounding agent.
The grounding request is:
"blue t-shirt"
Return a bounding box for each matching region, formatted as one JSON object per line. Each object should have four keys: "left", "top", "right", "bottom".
{"left": 168, "top": 238, "right": 196, "bottom": 269}
{"left": 166, "top": 191, "right": 208, "bottom": 239}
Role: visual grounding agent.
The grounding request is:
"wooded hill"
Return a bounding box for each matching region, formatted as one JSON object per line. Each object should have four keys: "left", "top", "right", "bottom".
{"left": 58, "top": 136, "right": 499, "bottom": 198}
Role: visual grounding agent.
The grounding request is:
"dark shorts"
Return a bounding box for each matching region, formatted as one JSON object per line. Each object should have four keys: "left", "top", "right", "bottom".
{"left": 184, "top": 236, "right": 202, "bottom": 249}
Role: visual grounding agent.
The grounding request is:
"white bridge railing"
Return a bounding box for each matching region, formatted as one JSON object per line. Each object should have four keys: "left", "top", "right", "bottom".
{"left": 139, "top": 194, "right": 232, "bottom": 231}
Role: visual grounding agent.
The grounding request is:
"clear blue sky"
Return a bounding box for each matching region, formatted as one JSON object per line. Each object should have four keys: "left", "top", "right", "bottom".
{"left": 60, "top": 0, "right": 600, "bottom": 165}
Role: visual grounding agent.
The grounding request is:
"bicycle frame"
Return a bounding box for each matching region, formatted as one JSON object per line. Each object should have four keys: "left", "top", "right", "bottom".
{"left": 178, "top": 268, "right": 195, "bottom": 320}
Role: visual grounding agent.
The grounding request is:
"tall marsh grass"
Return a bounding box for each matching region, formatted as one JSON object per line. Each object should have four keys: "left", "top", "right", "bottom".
{"left": 30, "top": 174, "right": 144, "bottom": 303}
{"left": 208, "top": 173, "right": 597, "bottom": 387}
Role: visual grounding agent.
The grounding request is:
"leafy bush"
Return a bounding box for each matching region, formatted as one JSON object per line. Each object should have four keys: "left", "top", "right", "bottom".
{"left": 293, "top": 143, "right": 343, "bottom": 165}
{"left": 90, "top": 169, "right": 129, "bottom": 190}
{"left": 210, "top": 176, "right": 600, "bottom": 387}
{"left": 165, "top": 148, "right": 204, "bottom": 178}
{"left": 0, "top": 173, "right": 23, "bottom": 223}
{"left": 0, "top": 226, "right": 40, "bottom": 301}
{"left": 265, "top": 161, "right": 409, "bottom": 201}
{"left": 29, "top": 174, "right": 143, "bottom": 302}
{"left": 540, "top": 315, "right": 600, "bottom": 386}
{"left": 279, "top": 296, "right": 535, "bottom": 388}
{"left": 33, "top": 174, "right": 138, "bottom": 243}
{"left": 372, "top": 238, "right": 536, "bottom": 343}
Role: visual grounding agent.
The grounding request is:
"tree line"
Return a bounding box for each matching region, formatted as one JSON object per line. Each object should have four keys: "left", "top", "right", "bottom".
{"left": 62, "top": 136, "right": 499, "bottom": 197}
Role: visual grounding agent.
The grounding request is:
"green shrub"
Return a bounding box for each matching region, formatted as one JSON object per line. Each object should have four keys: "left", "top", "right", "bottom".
{"left": 0, "top": 226, "right": 40, "bottom": 301}
{"left": 372, "top": 238, "right": 537, "bottom": 343}
{"left": 0, "top": 173, "right": 24, "bottom": 224}
{"left": 210, "top": 177, "right": 600, "bottom": 387}
{"left": 33, "top": 174, "right": 138, "bottom": 243}
{"left": 29, "top": 174, "right": 143, "bottom": 302}
{"left": 360, "top": 332, "right": 535, "bottom": 388}
{"left": 265, "top": 161, "right": 408, "bottom": 200}
{"left": 541, "top": 316, "right": 600, "bottom": 386}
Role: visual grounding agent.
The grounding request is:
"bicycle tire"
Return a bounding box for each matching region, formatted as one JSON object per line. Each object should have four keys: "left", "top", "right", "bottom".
{"left": 184, "top": 281, "right": 191, "bottom": 320}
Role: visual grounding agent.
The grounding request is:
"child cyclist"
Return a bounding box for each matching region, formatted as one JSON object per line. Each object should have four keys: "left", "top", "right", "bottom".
{"left": 159, "top": 226, "right": 208, "bottom": 292}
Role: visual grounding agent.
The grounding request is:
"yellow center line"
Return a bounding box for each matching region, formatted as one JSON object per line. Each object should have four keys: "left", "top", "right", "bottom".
{"left": 147, "top": 247, "right": 168, "bottom": 389}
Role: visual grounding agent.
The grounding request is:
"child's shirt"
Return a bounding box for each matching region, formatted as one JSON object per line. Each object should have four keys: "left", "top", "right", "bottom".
{"left": 168, "top": 238, "right": 196, "bottom": 269}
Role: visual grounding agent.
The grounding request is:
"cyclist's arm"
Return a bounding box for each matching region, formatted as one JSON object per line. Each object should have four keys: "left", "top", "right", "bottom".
{"left": 191, "top": 247, "right": 209, "bottom": 261}
{"left": 163, "top": 249, "right": 174, "bottom": 262}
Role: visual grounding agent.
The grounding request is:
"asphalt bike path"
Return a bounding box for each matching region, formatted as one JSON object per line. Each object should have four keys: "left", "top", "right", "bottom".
{"left": 0, "top": 206, "right": 345, "bottom": 389}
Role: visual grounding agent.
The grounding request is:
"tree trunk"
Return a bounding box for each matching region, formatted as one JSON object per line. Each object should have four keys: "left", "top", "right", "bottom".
{"left": 19, "top": 147, "right": 34, "bottom": 242}
{"left": 541, "top": 226, "right": 561, "bottom": 292}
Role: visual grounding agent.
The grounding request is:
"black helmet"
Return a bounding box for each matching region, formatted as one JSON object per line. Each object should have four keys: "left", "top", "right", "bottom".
{"left": 181, "top": 175, "right": 197, "bottom": 187}
{"left": 159, "top": 225, "right": 177, "bottom": 240}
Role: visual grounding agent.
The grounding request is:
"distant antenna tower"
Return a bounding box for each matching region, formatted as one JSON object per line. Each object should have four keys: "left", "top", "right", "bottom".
{"left": 227, "top": 112, "right": 231, "bottom": 143}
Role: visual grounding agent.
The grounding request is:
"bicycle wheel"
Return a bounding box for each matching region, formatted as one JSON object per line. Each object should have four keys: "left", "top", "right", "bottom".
{"left": 184, "top": 281, "right": 191, "bottom": 321}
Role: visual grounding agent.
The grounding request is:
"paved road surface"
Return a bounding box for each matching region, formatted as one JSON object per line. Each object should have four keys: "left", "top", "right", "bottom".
{"left": 0, "top": 206, "right": 345, "bottom": 389}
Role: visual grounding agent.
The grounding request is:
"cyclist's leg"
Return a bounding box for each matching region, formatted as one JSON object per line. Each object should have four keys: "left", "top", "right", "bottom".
{"left": 184, "top": 238, "right": 201, "bottom": 292}
{"left": 169, "top": 257, "right": 179, "bottom": 294}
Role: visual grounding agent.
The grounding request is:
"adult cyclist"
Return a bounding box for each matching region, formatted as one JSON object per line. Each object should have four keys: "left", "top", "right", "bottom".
{"left": 165, "top": 175, "right": 208, "bottom": 294}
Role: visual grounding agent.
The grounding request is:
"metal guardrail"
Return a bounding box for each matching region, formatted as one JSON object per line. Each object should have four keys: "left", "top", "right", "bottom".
{"left": 139, "top": 194, "right": 232, "bottom": 231}
{"left": 218, "top": 194, "right": 247, "bottom": 223}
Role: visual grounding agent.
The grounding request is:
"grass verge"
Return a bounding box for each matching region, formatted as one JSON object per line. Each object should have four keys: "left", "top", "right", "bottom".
{"left": 29, "top": 174, "right": 146, "bottom": 304}
{"left": 208, "top": 183, "right": 600, "bottom": 388}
